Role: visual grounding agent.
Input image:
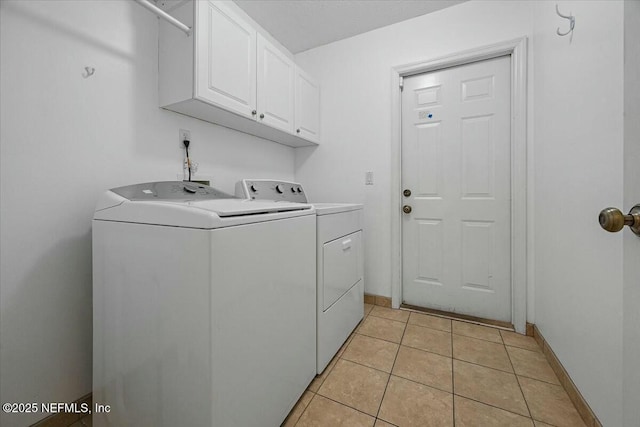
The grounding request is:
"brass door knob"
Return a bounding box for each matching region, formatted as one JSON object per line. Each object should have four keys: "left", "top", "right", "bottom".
{"left": 403, "top": 189, "right": 411, "bottom": 197}
{"left": 403, "top": 205, "right": 412, "bottom": 214}
{"left": 599, "top": 205, "right": 640, "bottom": 236}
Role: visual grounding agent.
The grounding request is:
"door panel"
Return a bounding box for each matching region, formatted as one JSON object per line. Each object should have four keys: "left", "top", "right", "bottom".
{"left": 461, "top": 115, "right": 494, "bottom": 197}
{"left": 196, "top": 0, "right": 256, "bottom": 118}
{"left": 257, "top": 34, "right": 295, "bottom": 133}
{"left": 401, "top": 56, "right": 511, "bottom": 321}
{"left": 416, "top": 123, "right": 442, "bottom": 196}
{"left": 417, "top": 220, "right": 443, "bottom": 284}
{"left": 295, "top": 67, "right": 320, "bottom": 143}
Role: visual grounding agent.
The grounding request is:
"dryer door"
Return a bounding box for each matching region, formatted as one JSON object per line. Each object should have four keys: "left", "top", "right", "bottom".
{"left": 322, "top": 231, "right": 362, "bottom": 311}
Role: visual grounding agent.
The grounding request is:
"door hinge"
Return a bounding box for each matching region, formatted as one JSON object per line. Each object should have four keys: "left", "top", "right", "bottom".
{"left": 399, "top": 76, "right": 404, "bottom": 91}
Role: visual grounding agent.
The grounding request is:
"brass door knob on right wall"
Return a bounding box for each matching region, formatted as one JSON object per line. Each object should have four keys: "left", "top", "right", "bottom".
{"left": 599, "top": 205, "right": 640, "bottom": 236}
{"left": 403, "top": 205, "right": 412, "bottom": 214}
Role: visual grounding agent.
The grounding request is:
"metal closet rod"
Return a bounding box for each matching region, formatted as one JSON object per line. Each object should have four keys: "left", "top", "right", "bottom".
{"left": 134, "top": 0, "right": 192, "bottom": 36}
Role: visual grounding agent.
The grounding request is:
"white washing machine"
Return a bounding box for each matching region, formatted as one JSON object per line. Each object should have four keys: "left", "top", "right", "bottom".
{"left": 92, "top": 181, "right": 316, "bottom": 427}
{"left": 236, "top": 180, "right": 364, "bottom": 373}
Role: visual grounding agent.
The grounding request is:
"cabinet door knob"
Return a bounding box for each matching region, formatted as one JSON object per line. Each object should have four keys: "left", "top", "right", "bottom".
{"left": 251, "top": 110, "right": 257, "bottom": 115}
{"left": 259, "top": 113, "right": 265, "bottom": 119}
{"left": 296, "top": 128, "right": 301, "bottom": 133}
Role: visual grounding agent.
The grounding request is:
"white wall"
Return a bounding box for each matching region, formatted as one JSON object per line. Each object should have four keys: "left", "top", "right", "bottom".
{"left": 623, "top": 2, "right": 640, "bottom": 426}
{"left": 0, "top": 1, "right": 294, "bottom": 426}
{"left": 532, "top": 2, "right": 624, "bottom": 426}
{"left": 295, "top": 1, "right": 626, "bottom": 425}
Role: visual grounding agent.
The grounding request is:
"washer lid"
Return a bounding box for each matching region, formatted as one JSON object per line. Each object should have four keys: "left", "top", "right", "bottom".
{"left": 190, "top": 199, "right": 313, "bottom": 217}
{"left": 111, "top": 181, "right": 233, "bottom": 201}
{"left": 94, "top": 182, "right": 315, "bottom": 229}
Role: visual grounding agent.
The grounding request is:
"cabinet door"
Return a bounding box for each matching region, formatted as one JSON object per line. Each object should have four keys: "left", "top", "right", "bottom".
{"left": 295, "top": 67, "right": 320, "bottom": 143}
{"left": 195, "top": 0, "right": 256, "bottom": 118}
{"left": 257, "top": 34, "right": 295, "bottom": 133}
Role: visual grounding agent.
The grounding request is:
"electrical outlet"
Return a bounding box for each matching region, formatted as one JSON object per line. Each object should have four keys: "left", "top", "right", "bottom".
{"left": 179, "top": 129, "right": 191, "bottom": 148}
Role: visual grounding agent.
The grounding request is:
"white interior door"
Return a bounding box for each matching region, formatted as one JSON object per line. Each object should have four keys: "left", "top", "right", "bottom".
{"left": 401, "top": 56, "right": 512, "bottom": 322}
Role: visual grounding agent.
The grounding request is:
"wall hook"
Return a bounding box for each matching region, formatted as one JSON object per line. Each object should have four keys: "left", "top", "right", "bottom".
{"left": 82, "top": 66, "right": 95, "bottom": 78}
{"left": 556, "top": 4, "right": 575, "bottom": 42}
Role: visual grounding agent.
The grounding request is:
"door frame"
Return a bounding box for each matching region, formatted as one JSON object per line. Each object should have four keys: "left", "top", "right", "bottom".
{"left": 390, "top": 37, "right": 529, "bottom": 333}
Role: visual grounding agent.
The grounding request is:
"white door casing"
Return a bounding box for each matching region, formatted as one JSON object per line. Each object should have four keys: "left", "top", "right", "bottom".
{"left": 390, "top": 37, "right": 528, "bottom": 333}
{"left": 195, "top": 0, "right": 257, "bottom": 118}
{"left": 401, "top": 56, "right": 512, "bottom": 322}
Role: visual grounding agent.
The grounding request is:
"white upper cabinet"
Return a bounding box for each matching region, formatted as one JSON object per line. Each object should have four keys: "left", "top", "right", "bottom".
{"left": 295, "top": 67, "right": 320, "bottom": 144}
{"left": 257, "top": 33, "right": 295, "bottom": 133}
{"left": 195, "top": 1, "right": 256, "bottom": 119}
{"left": 159, "top": 0, "right": 320, "bottom": 148}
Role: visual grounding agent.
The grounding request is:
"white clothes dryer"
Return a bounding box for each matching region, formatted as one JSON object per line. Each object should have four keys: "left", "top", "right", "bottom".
{"left": 236, "top": 179, "right": 364, "bottom": 373}
{"left": 92, "top": 181, "right": 316, "bottom": 427}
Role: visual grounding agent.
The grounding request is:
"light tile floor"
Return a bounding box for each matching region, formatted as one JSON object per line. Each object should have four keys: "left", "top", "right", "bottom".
{"left": 283, "top": 303, "right": 586, "bottom": 427}
{"left": 70, "top": 417, "right": 92, "bottom": 427}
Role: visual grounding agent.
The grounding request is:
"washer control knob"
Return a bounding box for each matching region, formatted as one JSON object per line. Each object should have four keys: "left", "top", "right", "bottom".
{"left": 250, "top": 184, "right": 258, "bottom": 192}
{"left": 297, "top": 187, "right": 302, "bottom": 193}
{"left": 275, "top": 184, "right": 284, "bottom": 193}
{"left": 290, "top": 187, "right": 296, "bottom": 193}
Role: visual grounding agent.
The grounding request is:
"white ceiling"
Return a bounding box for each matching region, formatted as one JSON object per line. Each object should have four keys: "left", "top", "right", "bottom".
{"left": 234, "top": 0, "right": 467, "bottom": 54}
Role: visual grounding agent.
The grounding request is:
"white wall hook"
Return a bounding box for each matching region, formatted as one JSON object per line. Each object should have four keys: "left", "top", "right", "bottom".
{"left": 82, "top": 66, "right": 95, "bottom": 78}
{"left": 556, "top": 4, "right": 575, "bottom": 42}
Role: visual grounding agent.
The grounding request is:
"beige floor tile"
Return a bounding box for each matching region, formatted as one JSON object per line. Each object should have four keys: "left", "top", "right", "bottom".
{"left": 342, "top": 334, "right": 399, "bottom": 372}
{"left": 506, "top": 346, "right": 560, "bottom": 385}
{"left": 408, "top": 312, "right": 452, "bottom": 332}
{"left": 500, "top": 330, "right": 541, "bottom": 352}
{"left": 296, "top": 394, "right": 375, "bottom": 427}
{"left": 35, "top": 412, "right": 82, "bottom": 427}
{"left": 370, "top": 306, "right": 410, "bottom": 323}
{"left": 307, "top": 375, "right": 324, "bottom": 393}
{"left": 519, "top": 376, "right": 586, "bottom": 427}
{"left": 358, "top": 315, "right": 406, "bottom": 343}
{"left": 392, "top": 345, "right": 452, "bottom": 392}
{"left": 533, "top": 422, "right": 555, "bottom": 427}
{"left": 454, "top": 396, "right": 534, "bottom": 427}
{"left": 69, "top": 418, "right": 93, "bottom": 427}
{"left": 364, "top": 303, "right": 374, "bottom": 316}
{"left": 373, "top": 420, "right": 396, "bottom": 427}
{"left": 453, "top": 360, "right": 529, "bottom": 417}
{"left": 401, "top": 324, "right": 452, "bottom": 357}
{"left": 336, "top": 333, "right": 356, "bottom": 358}
{"left": 378, "top": 376, "right": 453, "bottom": 427}
{"left": 283, "top": 391, "right": 315, "bottom": 427}
{"left": 452, "top": 321, "right": 503, "bottom": 343}
{"left": 318, "top": 359, "right": 389, "bottom": 416}
{"left": 453, "top": 335, "right": 513, "bottom": 372}
{"left": 308, "top": 354, "right": 339, "bottom": 392}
